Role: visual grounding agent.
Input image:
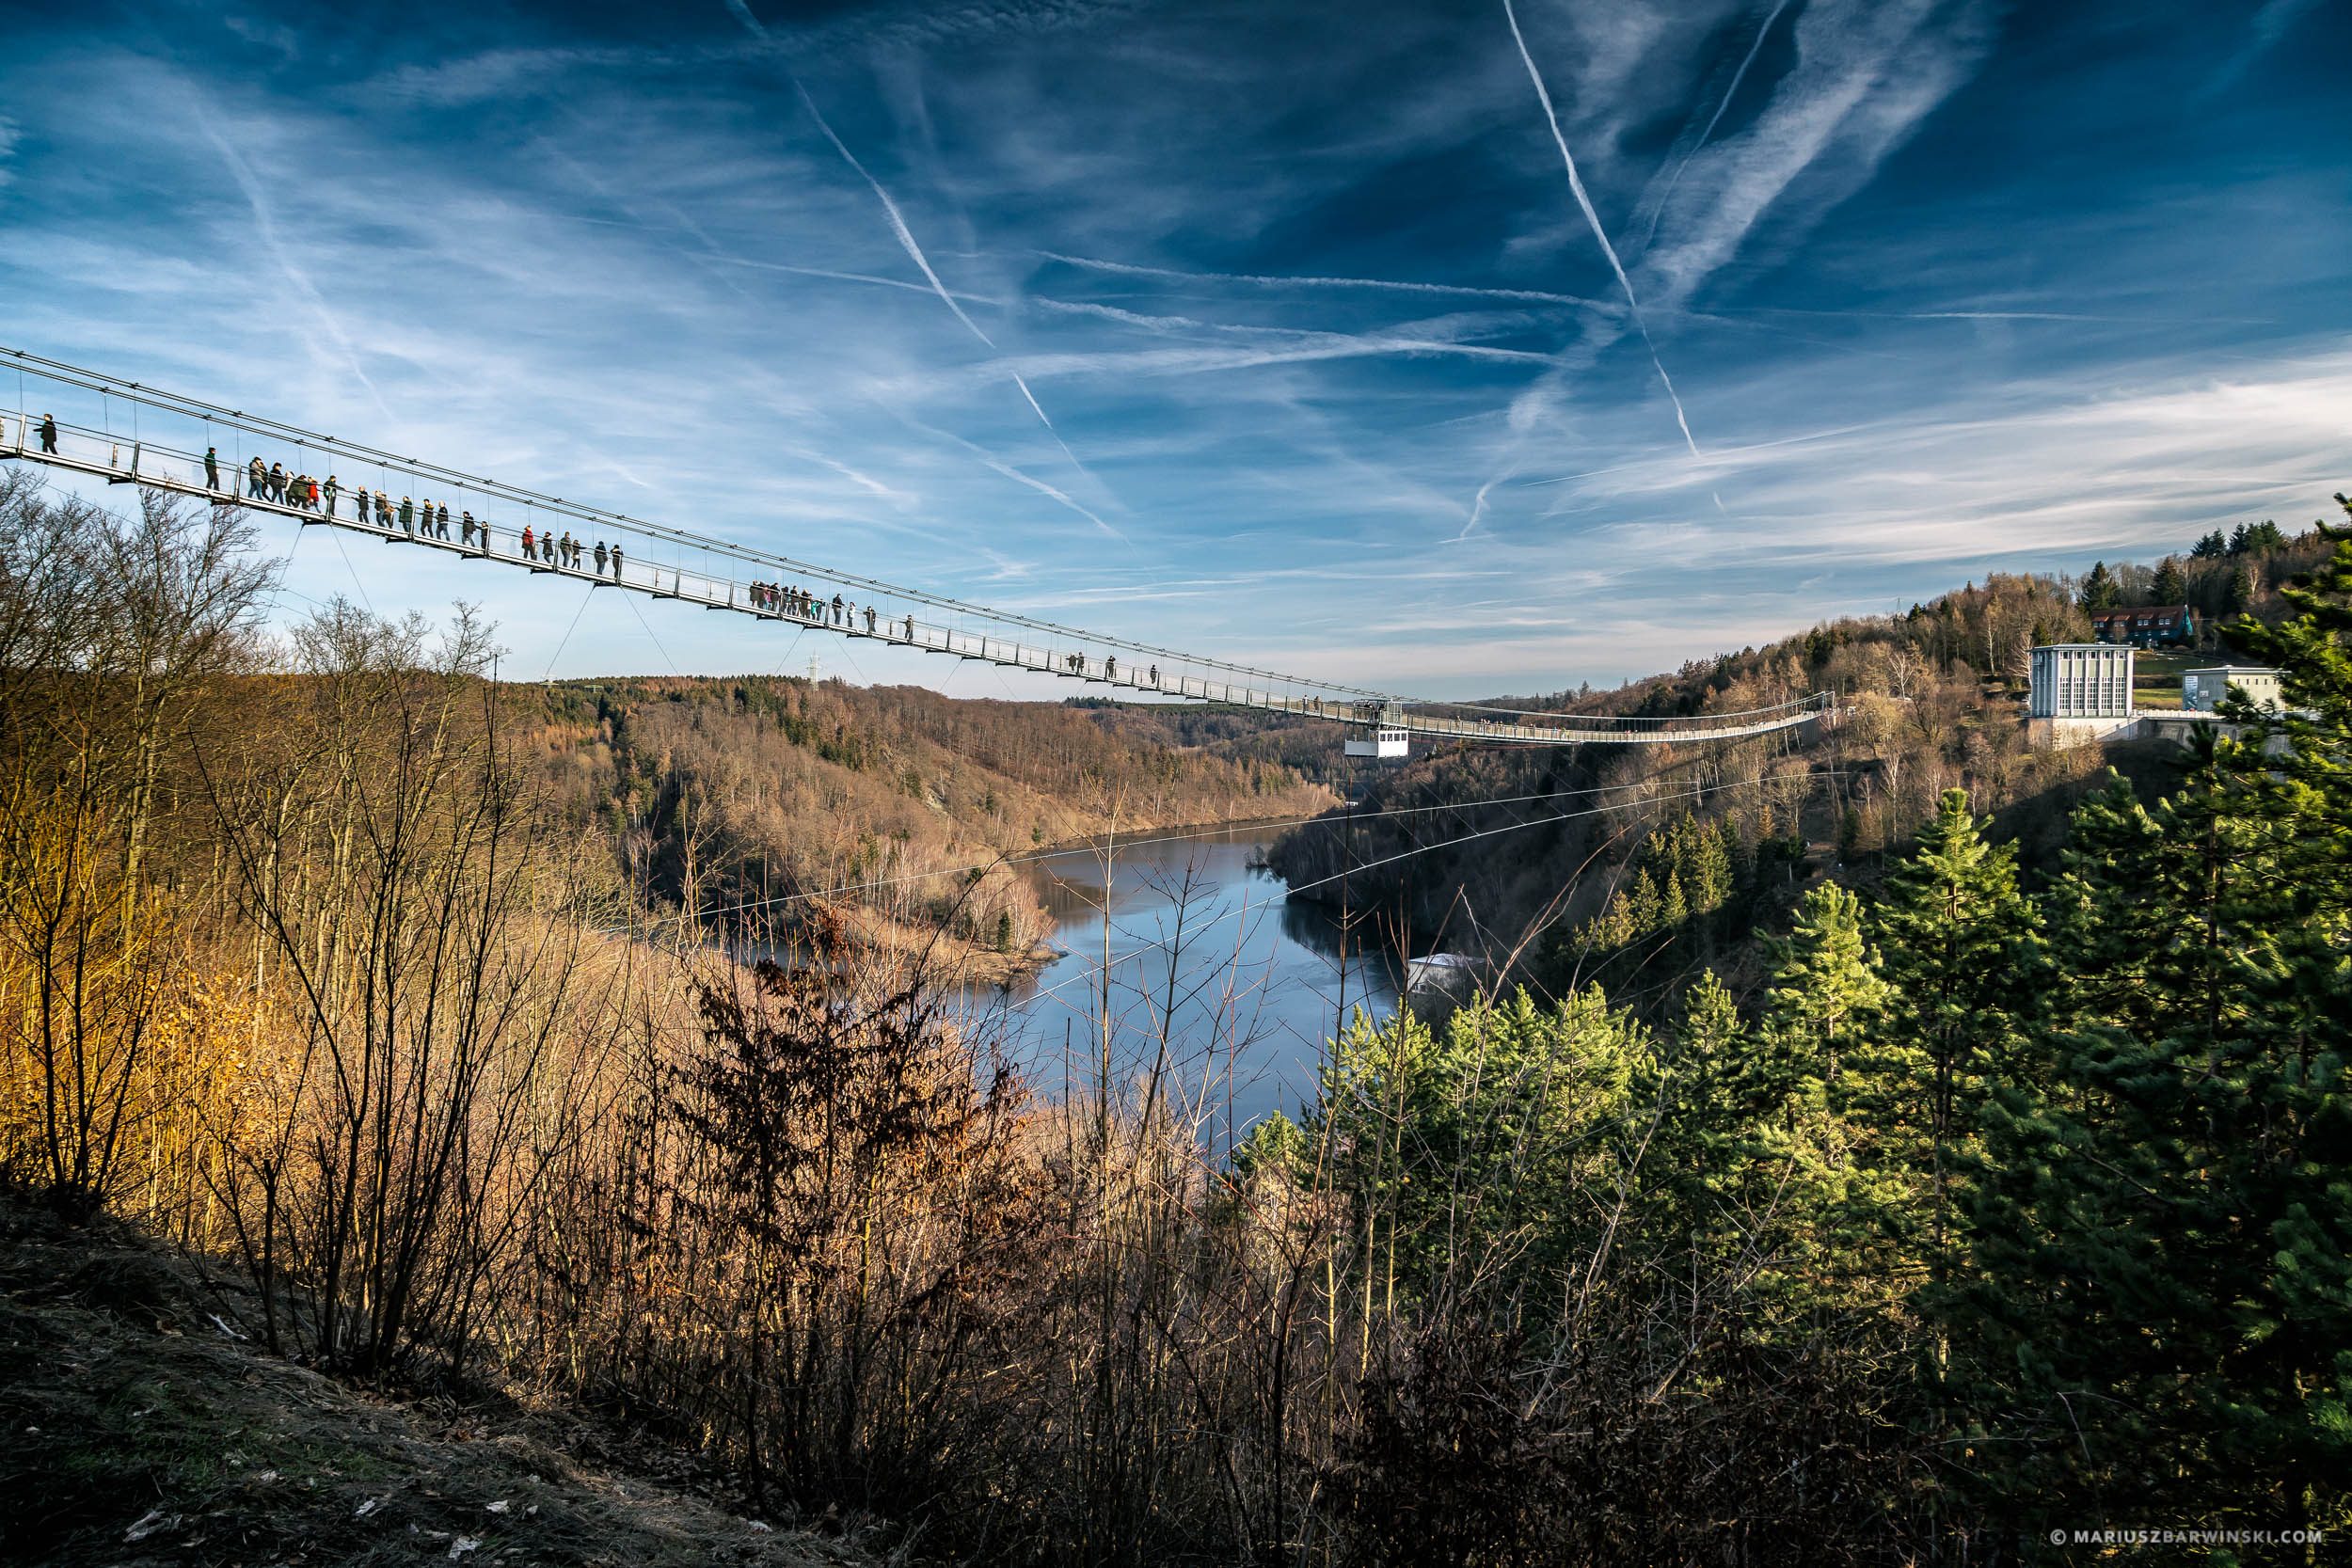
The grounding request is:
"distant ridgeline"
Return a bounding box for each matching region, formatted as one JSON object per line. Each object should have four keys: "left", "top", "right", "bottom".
{"left": 1266, "top": 510, "right": 2343, "bottom": 1008}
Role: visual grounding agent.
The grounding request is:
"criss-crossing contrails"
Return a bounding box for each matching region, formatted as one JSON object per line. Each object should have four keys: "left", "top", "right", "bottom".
{"left": 723, "top": 0, "right": 1116, "bottom": 527}
{"left": 1501, "top": 0, "right": 1702, "bottom": 461}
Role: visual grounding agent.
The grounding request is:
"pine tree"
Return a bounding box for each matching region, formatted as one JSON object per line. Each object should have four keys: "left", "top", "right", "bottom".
{"left": 2153, "top": 554, "right": 2185, "bottom": 605}
{"left": 1867, "top": 788, "right": 2032, "bottom": 1275}
{"left": 1687, "top": 818, "right": 1733, "bottom": 915}
{"left": 2078, "top": 560, "right": 2120, "bottom": 612}
{"left": 1628, "top": 866, "right": 1661, "bottom": 936}
{"left": 1932, "top": 502, "right": 2352, "bottom": 1541}
{"left": 1762, "top": 884, "right": 1887, "bottom": 1071}
{"left": 1735, "top": 887, "right": 1901, "bottom": 1305}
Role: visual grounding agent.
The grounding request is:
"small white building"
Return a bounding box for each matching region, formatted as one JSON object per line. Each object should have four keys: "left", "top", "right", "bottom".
{"left": 2027, "top": 643, "right": 2137, "bottom": 748}
{"left": 2182, "top": 666, "right": 2282, "bottom": 713}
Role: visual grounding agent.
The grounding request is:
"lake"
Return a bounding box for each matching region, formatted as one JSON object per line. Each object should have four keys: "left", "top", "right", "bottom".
{"left": 974, "top": 824, "right": 1402, "bottom": 1153}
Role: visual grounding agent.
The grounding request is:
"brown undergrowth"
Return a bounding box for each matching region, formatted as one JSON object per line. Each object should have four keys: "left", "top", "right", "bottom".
{"left": 0, "top": 1187, "right": 874, "bottom": 1567}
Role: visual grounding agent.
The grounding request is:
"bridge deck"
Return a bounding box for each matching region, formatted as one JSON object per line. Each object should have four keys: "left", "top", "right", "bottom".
{"left": 1, "top": 367, "right": 1824, "bottom": 748}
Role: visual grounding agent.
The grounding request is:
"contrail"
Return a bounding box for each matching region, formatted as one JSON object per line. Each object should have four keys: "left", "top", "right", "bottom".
{"left": 1502, "top": 0, "right": 1701, "bottom": 458}
{"left": 1640, "top": 0, "right": 1793, "bottom": 252}
{"left": 1036, "top": 250, "right": 1611, "bottom": 309}
{"left": 724, "top": 0, "right": 1117, "bottom": 510}
{"left": 914, "top": 418, "right": 1126, "bottom": 543}
{"left": 723, "top": 0, "right": 994, "bottom": 346}
{"left": 1009, "top": 368, "right": 1095, "bottom": 476}
{"left": 1454, "top": 472, "right": 1506, "bottom": 543}
{"left": 789, "top": 81, "right": 997, "bottom": 348}
{"left": 191, "top": 100, "right": 391, "bottom": 421}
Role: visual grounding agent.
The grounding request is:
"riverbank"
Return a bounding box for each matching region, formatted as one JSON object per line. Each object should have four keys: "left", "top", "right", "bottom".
{"left": 1029, "top": 811, "right": 1340, "bottom": 861}
{"left": 755, "top": 898, "right": 1061, "bottom": 988}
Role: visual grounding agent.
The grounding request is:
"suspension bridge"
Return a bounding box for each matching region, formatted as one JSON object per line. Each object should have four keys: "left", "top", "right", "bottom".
{"left": 1, "top": 347, "right": 1827, "bottom": 751}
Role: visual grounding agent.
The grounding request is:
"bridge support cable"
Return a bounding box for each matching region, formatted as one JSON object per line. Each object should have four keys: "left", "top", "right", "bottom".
{"left": 0, "top": 346, "right": 1827, "bottom": 748}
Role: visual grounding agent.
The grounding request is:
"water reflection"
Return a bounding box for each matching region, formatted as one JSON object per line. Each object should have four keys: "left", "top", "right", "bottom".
{"left": 973, "top": 825, "right": 1400, "bottom": 1149}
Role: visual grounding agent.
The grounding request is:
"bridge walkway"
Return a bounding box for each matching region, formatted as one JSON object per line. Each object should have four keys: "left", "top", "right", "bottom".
{"left": 1, "top": 362, "right": 1827, "bottom": 749}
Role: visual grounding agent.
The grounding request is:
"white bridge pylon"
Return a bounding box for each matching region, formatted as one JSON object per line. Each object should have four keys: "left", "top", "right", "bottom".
{"left": 2, "top": 348, "right": 1827, "bottom": 748}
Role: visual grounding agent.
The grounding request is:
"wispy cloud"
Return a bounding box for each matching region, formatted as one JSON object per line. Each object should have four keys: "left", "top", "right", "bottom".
{"left": 2208, "top": 0, "right": 2324, "bottom": 92}
{"left": 1637, "top": 0, "right": 1994, "bottom": 315}
{"left": 1638, "top": 0, "right": 1794, "bottom": 253}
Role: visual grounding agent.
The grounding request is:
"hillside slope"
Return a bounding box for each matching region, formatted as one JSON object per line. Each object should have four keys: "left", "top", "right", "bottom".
{"left": 524, "top": 677, "right": 1340, "bottom": 958}
{"left": 0, "top": 1193, "right": 869, "bottom": 1568}
{"left": 1268, "top": 518, "right": 2336, "bottom": 1010}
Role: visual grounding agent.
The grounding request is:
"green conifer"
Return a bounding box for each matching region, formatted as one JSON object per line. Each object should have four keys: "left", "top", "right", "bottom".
{"left": 1933, "top": 504, "right": 2352, "bottom": 1538}
{"left": 1867, "top": 787, "right": 2032, "bottom": 1274}
{"left": 2153, "top": 554, "right": 2185, "bottom": 605}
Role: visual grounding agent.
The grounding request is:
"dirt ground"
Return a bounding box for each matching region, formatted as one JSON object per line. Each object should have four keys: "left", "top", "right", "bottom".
{"left": 0, "top": 1195, "right": 873, "bottom": 1568}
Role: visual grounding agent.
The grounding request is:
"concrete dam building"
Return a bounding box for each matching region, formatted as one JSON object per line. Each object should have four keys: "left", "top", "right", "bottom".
{"left": 2027, "top": 643, "right": 2137, "bottom": 747}
{"left": 2027, "top": 644, "right": 2286, "bottom": 749}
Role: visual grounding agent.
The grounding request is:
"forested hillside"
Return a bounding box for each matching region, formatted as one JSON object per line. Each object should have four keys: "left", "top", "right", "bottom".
{"left": 1269, "top": 515, "right": 2341, "bottom": 1015}
{"left": 517, "top": 675, "right": 1336, "bottom": 963}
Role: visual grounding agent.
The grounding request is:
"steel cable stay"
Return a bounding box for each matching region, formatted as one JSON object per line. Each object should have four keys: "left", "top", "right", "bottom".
{"left": 1, "top": 345, "right": 1832, "bottom": 745}
{"left": 3, "top": 345, "right": 1380, "bottom": 699}
{"left": 983, "top": 766, "right": 1840, "bottom": 1015}
{"left": 628, "top": 766, "right": 1855, "bottom": 938}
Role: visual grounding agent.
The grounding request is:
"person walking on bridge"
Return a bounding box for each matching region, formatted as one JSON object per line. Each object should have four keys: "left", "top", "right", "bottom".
{"left": 520, "top": 524, "right": 535, "bottom": 560}
{"left": 266, "top": 463, "right": 286, "bottom": 504}
{"left": 38, "top": 415, "right": 57, "bottom": 454}
{"left": 246, "top": 456, "right": 264, "bottom": 497}
{"left": 322, "top": 475, "right": 339, "bottom": 517}
{"left": 608, "top": 543, "right": 622, "bottom": 581}
{"left": 204, "top": 447, "right": 219, "bottom": 491}
{"left": 399, "top": 497, "right": 415, "bottom": 536}
{"left": 437, "top": 503, "right": 451, "bottom": 540}
{"left": 594, "top": 541, "right": 609, "bottom": 577}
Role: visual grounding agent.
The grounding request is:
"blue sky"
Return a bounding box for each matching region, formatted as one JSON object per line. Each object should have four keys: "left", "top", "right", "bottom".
{"left": 2, "top": 0, "right": 2345, "bottom": 695}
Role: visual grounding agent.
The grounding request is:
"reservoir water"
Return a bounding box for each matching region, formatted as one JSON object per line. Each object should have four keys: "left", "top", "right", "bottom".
{"left": 977, "top": 825, "right": 1401, "bottom": 1151}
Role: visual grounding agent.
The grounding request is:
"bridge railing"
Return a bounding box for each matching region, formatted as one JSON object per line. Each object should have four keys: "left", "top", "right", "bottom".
{"left": 0, "top": 368, "right": 1829, "bottom": 749}
{"left": 1, "top": 350, "right": 1393, "bottom": 713}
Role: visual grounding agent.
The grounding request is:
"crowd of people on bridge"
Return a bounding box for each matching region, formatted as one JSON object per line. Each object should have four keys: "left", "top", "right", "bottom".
{"left": 194, "top": 444, "right": 634, "bottom": 581}
{"left": 12, "top": 424, "right": 1307, "bottom": 706}
{"left": 751, "top": 582, "right": 895, "bottom": 635}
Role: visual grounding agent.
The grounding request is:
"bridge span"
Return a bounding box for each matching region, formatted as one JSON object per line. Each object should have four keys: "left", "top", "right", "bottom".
{"left": 3, "top": 348, "right": 1826, "bottom": 750}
